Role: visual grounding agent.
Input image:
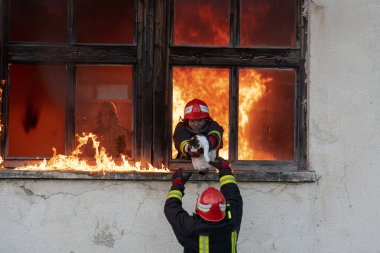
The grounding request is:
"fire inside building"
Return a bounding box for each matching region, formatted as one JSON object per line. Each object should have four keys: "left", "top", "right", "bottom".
{"left": 0, "top": 0, "right": 306, "bottom": 176}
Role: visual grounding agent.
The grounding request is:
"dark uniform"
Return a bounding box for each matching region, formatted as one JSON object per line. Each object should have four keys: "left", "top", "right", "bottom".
{"left": 164, "top": 170, "right": 243, "bottom": 253}
{"left": 173, "top": 120, "right": 224, "bottom": 159}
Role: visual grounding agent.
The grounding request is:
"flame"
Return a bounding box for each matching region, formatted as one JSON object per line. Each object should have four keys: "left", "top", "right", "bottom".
{"left": 14, "top": 133, "right": 169, "bottom": 173}
{"left": 238, "top": 70, "right": 273, "bottom": 160}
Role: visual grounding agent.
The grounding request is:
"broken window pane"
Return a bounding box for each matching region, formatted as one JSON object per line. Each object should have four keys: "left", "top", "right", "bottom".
{"left": 8, "top": 65, "right": 67, "bottom": 157}
{"left": 76, "top": 66, "right": 133, "bottom": 158}
{"left": 174, "top": 0, "right": 229, "bottom": 46}
{"left": 76, "top": 0, "right": 134, "bottom": 44}
{"left": 238, "top": 68, "right": 295, "bottom": 160}
{"left": 240, "top": 0, "right": 296, "bottom": 47}
{"left": 10, "top": 0, "right": 67, "bottom": 42}
{"left": 172, "top": 67, "right": 229, "bottom": 159}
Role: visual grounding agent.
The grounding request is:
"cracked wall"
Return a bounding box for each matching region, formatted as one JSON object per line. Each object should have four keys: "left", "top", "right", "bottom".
{"left": 1, "top": 0, "right": 380, "bottom": 252}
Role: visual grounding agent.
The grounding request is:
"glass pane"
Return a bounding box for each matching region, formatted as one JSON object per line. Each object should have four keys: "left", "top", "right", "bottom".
{"left": 10, "top": 0, "right": 67, "bottom": 42}
{"left": 76, "top": 66, "right": 133, "bottom": 158}
{"left": 8, "top": 65, "right": 67, "bottom": 157}
{"left": 174, "top": 0, "right": 229, "bottom": 46}
{"left": 172, "top": 67, "right": 229, "bottom": 159}
{"left": 77, "top": 0, "right": 134, "bottom": 44}
{"left": 238, "top": 69, "right": 295, "bottom": 160}
{"left": 240, "top": 0, "right": 296, "bottom": 47}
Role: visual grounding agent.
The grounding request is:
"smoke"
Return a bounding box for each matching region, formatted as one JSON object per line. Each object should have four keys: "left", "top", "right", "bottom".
{"left": 174, "top": 0, "right": 296, "bottom": 47}
{"left": 10, "top": 0, "right": 134, "bottom": 44}
{"left": 23, "top": 100, "right": 39, "bottom": 133}
{"left": 174, "top": 0, "right": 230, "bottom": 45}
{"left": 241, "top": 0, "right": 296, "bottom": 47}
{"left": 9, "top": 65, "right": 66, "bottom": 156}
{"left": 10, "top": 0, "right": 67, "bottom": 42}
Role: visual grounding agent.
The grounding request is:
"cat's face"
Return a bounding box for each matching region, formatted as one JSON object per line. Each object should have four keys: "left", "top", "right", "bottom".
{"left": 188, "top": 137, "right": 201, "bottom": 151}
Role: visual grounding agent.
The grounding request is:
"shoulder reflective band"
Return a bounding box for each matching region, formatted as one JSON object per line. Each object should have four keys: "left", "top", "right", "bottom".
{"left": 166, "top": 190, "right": 183, "bottom": 201}
{"left": 228, "top": 210, "right": 232, "bottom": 220}
{"left": 208, "top": 130, "right": 222, "bottom": 149}
{"left": 219, "top": 175, "right": 237, "bottom": 187}
{"left": 231, "top": 231, "right": 238, "bottom": 253}
{"left": 180, "top": 140, "right": 190, "bottom": 156}
{"left": 199, "top": 235, "right": 209, "bottom": 253}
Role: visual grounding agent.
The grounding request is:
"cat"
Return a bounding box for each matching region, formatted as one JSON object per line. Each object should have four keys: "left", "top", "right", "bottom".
{"left": 187, "top": 135, "right": 216, "bottom": 173}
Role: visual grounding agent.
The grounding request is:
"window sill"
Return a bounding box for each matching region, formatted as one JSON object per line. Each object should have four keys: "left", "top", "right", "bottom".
{"left": 0, "top": 168, "right": 319, "bottom": 182}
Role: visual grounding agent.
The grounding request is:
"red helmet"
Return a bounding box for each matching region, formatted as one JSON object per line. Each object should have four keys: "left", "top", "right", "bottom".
{"left": 196, "top": 187, "right": 226, "bottom": 222}
{"left": 183, "top": 99, "right": 210, "bottom": 120}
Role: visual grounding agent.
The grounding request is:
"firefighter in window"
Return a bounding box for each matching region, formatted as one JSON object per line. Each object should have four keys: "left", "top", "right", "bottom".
{"left": 85, "top": 101, "right": 132, "bottom": 157}
{"left": 164, "top": 160, "right": 243, "bottom": 253}
{"left": 173, "top": 98, "right": 224, "bottom": 160}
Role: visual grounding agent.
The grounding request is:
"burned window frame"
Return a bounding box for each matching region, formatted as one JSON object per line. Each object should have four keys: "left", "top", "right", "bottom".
{"left": 166, "top": 0, "right": 308, "bottom": 174}
{"left": 0, "top": 0, "right": 142, "bottom": 168}
{"left": 0, "top": 0, "right": 316, "bottom": 182}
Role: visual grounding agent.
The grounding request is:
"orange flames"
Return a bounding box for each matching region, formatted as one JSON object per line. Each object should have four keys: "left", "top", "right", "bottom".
{"left": 14, "top": 133, "right": 169, "bottom": 173}
{"left": 238, "top": 70, "right": 273, "bottom": 160}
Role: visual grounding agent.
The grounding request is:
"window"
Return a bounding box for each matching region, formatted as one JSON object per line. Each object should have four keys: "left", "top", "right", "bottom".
{"left": 169, "top": 0, "right": 307, "bottom": 173}
{"left": 1, "top": 0, "right": 137, "bottom": 168}
{"left": 0, "top": 0, "right": 313, "bottom": 181}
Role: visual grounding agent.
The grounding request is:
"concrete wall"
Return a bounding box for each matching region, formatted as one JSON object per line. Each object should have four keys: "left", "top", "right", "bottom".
{"left": 1, "top": 0, "right": 380, "bottom": 252}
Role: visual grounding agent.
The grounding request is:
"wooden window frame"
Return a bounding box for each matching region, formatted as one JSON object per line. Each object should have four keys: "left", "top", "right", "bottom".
{"left": 165, "top": 0, "right": 309, "bottom": 174}
{"left": 0, "top": 0, "right": 317, "bottom": 182}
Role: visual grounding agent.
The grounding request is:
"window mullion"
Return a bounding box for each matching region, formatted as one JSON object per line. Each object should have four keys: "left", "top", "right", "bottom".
{"left": 66, "top": 64, "right": 75, "bottom": 155}
{"left": 229, "top": 66, "right": 238, "bottom": 162}
{"left": 230, "top": 0, "right": 240, "bottom": 48}
{"left": 68, "top": 0, "right": 76, "bottom": 45}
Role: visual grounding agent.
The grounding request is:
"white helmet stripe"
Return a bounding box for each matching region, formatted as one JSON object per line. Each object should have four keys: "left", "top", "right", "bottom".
{"left": 219, "top": 203, "right": 226, "bottom": 212}
{"left": 197, "top": 199, "right": 212, "bottom": 212}
{"left": 184, "top": 105, "right": 193, "bottom": 115}
{"left": 199, "top": 104, "right": 209, "bottom": 113}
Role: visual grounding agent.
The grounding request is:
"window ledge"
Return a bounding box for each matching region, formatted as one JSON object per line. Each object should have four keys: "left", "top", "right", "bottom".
{"left": 0, "top": 169, "right": 319, "bottom": 182}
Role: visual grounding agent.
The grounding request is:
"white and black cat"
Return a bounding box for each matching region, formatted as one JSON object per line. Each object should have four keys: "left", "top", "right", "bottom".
{"left": 187, "top": 135, "right": 216, "bottom": 173}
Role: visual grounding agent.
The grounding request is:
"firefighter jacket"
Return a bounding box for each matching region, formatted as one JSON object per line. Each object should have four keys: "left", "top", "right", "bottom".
{"left": 164, "top": 171, "right": 243, "bottom": 253}
{"left": 173, "top": 120, "right": 224, "bottom": 159}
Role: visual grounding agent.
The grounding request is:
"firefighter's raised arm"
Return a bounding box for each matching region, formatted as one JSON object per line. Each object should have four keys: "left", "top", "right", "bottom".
{"left": 164, "top": 170, "right": 194, "bottom": 237}
{"left": 209, "top": 160, "right": 243, "bottom": 232}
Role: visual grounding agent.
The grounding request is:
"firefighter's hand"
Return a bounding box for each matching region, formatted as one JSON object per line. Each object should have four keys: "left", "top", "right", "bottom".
{"left": 188, "top": 148, "right": 204, "bottom": 158}
{"left": 209, "top": 160, "right": 232, "bottom": 177}
{"left": 172, "top": 169, "right": 193, "bottom": 186}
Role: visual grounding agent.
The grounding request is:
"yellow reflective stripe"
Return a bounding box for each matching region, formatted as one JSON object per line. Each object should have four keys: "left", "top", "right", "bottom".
{"left": 199, "top": 235, "right": 209, "bottom": 253}
{"left": 219, "top": 175, "right": 237, "bottom": 186}
{"left": 166, "top": 190, "right": 183, "bottom": 201}
{"left": 231, "top": 231, "right": 237, "bottom": 253}
{"left": 208, "top": 130, "right": 222, "bottom": 149}
{"left": 228, "top": 210, "right": 232, "bottom": 220}
{"left": 180, "top": 140, "right": 189, "bottom": 156}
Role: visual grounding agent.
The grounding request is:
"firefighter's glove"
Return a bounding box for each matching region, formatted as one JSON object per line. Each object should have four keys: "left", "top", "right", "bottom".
{"left": 172, "top": 169, "right": 192, "bottom": 187}
{"left": 209, "top": 160, "right": 232, "bottom": 178}
{"left": 188, "top": 148, "right": 204, "bottom": 158}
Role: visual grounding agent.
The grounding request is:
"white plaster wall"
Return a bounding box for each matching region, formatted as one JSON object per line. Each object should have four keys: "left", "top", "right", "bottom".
{"left": 1, "top": 0, "right": 380, "bottom": 252}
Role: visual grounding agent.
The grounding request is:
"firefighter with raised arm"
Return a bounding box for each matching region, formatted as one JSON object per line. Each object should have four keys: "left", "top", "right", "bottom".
{"left": 164, "top": 160, "right": 243, "bottom": 253}
{"left": 173, "top": 98, "right": 224, "bottom": 159}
